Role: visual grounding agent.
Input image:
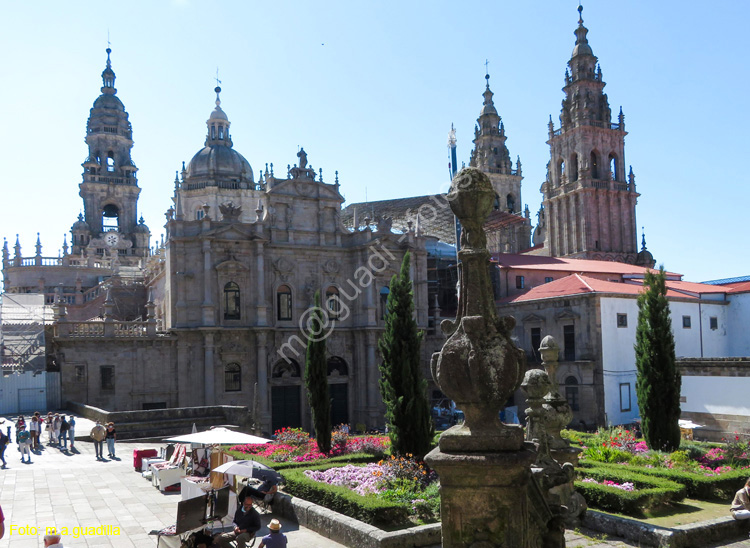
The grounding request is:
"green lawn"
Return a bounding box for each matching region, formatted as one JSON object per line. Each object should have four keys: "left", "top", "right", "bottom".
{"left": 599, "top": 498, "right": 730, "bottom": 527}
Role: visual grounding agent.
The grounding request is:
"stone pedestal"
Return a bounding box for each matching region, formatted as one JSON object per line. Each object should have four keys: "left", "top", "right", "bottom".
{"left": 427, "top": 446, "right": 541, "bottom": 548}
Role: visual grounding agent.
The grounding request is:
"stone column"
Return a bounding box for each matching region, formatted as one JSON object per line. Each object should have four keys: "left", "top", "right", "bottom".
{"left": 365, "top": 331, "right": 380, "bottom": 429}
{"left": 202, "top": 239, "right": 215, "bottom": 326}
{"left": 256, "top": 331, "right": 269, "bottom": 428}
{"left": 204, "top": 332, "right": 215, "bottom": 405}
{"left": 255, "top": 242, "right": 267, "bottom": 326}
{"left": 425, "top": 168, "right": 554, "bottom": 547}
{"left": 176, "top": 339, "right": 189, "bottom": 407}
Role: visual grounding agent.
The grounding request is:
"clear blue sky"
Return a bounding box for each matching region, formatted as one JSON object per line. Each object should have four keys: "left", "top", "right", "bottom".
{"left": 1, "top": 1, "right": 747, "bottom": 283}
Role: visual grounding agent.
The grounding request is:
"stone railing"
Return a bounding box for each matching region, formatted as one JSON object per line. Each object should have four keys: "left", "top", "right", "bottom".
{"left": 9, "top": 256, "right": 113, "bottom": 270}
{"left": 55, "top": 320, "right": 158, "bottom": 338}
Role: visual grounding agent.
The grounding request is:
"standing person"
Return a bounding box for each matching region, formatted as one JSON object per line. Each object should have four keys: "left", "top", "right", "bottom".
{"left": 53, "top": 414, "right": 62, "bottom": 446}
{"left": 0, "top": 503, "right": 5, "bottom": 539}
{"left": 258, "top": 519, "right": 287, "bottom": 548}
{"left": 215, "top": 497, "right": 260, "bottom": 548}
{"left": 90, "top": 421, "right": 106, "bottom": 460}
{"left": 59, "top": 416, "right": 70, "bottom": 450}
{"left": 29, "top": 416, "right": 40, "bottom": 450}
{"left": 68, "top": 416, "right": 76, "bottom": 451}
{"left": 46, "top": 413, "right": 55, "bottom": 445}
{"left": 0, "top": 422, "right": 8, "bottom": 468}
{"left": 105, "top": 422, "right": 117, "bottom": 458}
{"left": 15, "top": 415, "right": 25, "bottom": 448}
{"left": 17, "top": 424, "right": 31, "bottom": 463}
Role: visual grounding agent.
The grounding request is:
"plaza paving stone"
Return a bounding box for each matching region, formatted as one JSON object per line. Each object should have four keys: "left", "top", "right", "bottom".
{"left": 1, "top": 418, "right": 748, "bottom": 547}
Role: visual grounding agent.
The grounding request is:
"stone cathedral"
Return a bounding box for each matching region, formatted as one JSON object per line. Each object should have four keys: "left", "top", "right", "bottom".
{"left": 2, "top": 6, "right": 652, "bottom": 428}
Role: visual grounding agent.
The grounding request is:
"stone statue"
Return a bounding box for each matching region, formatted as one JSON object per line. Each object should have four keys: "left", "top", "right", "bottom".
{"left": 219, "top": 201, "right": 242, "bottom": 222}
{"left": 297, "top": 148, "right": 307, "bottom": 169}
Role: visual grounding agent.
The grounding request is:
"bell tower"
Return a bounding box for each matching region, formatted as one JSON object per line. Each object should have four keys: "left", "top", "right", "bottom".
{"left": 74, "top": 48, "right": 149, "bottom": 259}
{"left": 469, "top": 73, "right": 523, "bottom": 214}
{"left": 539, "top": 6, "right": 638, "bottom": 262}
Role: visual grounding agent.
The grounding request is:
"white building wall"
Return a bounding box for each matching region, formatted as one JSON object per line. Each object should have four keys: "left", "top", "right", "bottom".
{"left": 599, "top": 296, "right": 728, "bottom": 426}
{"left": 682, "top": 375, "right": 750, "bottom": 417}
{"left": 727, "top": 293, "right": 750, "bottom": 356}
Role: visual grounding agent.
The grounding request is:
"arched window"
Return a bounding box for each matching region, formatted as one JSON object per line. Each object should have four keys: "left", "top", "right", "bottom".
{"left": 506, "top": 194, "right": 515, "bottom": 213}
{"left": 570, "top": 153, "right": 579, "bottom": 181}
{"left": 379, "top": 286, "right": 390, "bottom": 320}
{"left": 211, "top": 125, "right": 216, "bottom": 139}
{"left": 558, "top": 159, "right": 565, "bottom": 183}
{"left": 608, "top": 153, "right": 618, "bottom": 181}
{"left": 218, "top": 126, "right": 224, "bottom": 140}
{"left": 272, "top": 359, "right": 301, "bottom": 378}
{"left": 224, "top": 282, "right": 240, "bottom": 320}
{"left": 590, "top": 151, "right": 599, "bottom": 179}
{"left": 325, "top": 286, "right": 340, "bottom": 321}
{"left": 102, "top": 204, "right": 119, "bottom": 231}
{"left": 195, "top": 208, "right": 204, "bottom": 220}
{"left": 327, "top": 356, "right": 349, "bottom": 376}
{"left": 106, "top": 151, "right": 115, "bottom": 172}
{"left": 564, "top": 376, "right": 579, "bottom": 411}
{"left": 277, "top": 285, "right": 292, "bottom": 321}
{"left": 225, "top": 363, "right": 241, "bottom": 392}
{"left": 493, "top": 194, "right": 501, "bottom": 211}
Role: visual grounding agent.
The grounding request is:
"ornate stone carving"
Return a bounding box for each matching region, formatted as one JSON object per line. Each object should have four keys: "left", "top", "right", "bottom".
{"left": 219, "top": 201, "right": 242, "bottom": 222}
{"left": 273, "top": 257, "right": 294, "bottom": 281}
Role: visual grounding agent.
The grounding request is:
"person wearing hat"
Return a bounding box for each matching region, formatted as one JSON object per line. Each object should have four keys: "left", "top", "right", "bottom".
{"left": 258, "top": 519, "right": 287, "bottom": 548}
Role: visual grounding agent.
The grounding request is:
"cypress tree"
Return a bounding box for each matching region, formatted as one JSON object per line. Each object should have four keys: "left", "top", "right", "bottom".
{"left": 635, "top": 267, "right": 681, "bottom": 452}
{"left": 378, "top": 251, "right": 434, "bottom": 458}
{"left": 305, "top": 291, "right": 331, "bottom": 454}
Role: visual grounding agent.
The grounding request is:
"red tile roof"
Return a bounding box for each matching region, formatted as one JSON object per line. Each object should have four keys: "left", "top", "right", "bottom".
{"left": 491, "top": 253, "right": 682, "bottom": 278}
{"left": 483, "top": 210, "right": 528, "bottom": 231}
{"left": 499, "top": 274, "right": 698, "bottom": 303}
{"left": 723, "top": 281, "right": 750, "bottom": 294}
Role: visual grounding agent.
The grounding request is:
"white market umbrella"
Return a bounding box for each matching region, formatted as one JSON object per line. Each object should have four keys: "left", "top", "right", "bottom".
{"left": 212, "top": 459, "right": 280, "bottom": 481}
{"left": 165, "top": 427, "right": 271, "bottom": 445}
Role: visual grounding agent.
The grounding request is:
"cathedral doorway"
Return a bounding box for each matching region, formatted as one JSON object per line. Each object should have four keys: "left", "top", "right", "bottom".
{"left": 271, "top": 359, "right": 302, "bottom": 434}
{"left": 327, "top": 356, "right": 350, "bottom": 427}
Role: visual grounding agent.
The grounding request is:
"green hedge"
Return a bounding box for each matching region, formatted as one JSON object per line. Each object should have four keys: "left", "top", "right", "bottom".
{"left": 279, "top": 463, "right": 410, "bottom": 527}
{"left": 580, "top": 461, "right": 747, "bottom": 500}
{"left": 222, "top": 449, "right": 380, "bottom": 471}
{"left": 575, "top": 464, "right": 686, "bottom": 516}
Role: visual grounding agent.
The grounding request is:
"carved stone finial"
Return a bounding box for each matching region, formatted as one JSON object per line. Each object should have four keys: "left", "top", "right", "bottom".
{"left": 430, "top": 167, "right": 525, "bottom": 452}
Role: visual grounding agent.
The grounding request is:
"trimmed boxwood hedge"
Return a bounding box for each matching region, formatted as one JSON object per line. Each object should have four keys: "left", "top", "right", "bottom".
{"left": 223, "top": 449, "right": 381, "bottom": 471}
{"left": 279, "top": 462, "right": 410, "bottom": 527}
{"left": 575, "top": 464, "right": 686, "bottom": 516}
{"left": 580, "top": 460, "right": 748, "bottom": 500}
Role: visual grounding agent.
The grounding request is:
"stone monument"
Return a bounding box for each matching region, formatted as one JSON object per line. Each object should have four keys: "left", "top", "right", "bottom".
{"left": 425, "top": 167, "right": 560, "bottom": 547}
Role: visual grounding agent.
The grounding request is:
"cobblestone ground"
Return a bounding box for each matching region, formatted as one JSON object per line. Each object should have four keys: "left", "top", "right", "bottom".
{"left": 1, "top": 424, "right": 748, "bottom": 548}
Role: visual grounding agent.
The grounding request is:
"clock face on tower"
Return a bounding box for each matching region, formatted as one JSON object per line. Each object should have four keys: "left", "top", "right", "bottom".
{"left": 105, "top": 232, "right": 119, "bottom": 247}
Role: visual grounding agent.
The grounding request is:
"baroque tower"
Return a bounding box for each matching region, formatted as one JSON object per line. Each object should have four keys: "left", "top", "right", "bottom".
{"left": 469, "top": 73, "right": 523, "bottom": 214}
{"left": 539, "top": 6, "right": 638, "bottom": 262}
{"left": 73, "top": 48, "right": 150, "bottom": 261}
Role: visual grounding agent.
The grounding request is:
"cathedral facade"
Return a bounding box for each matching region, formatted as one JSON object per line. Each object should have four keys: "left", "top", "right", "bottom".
{"left": 2, "top": 49, "right": 430, "bottom": 434}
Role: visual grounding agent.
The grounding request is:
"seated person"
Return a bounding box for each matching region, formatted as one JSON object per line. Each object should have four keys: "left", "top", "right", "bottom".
{"left": 731, "top": 478, "right": 750, "bottom": 520}
{"left": 215, "top": 497, "right": 260, "bottom": 548}
{"left": 258, "top": 519, "right": 287, "bottom": 548}
{"left": 238, "top": 473, "right": 279, "bottom": 506}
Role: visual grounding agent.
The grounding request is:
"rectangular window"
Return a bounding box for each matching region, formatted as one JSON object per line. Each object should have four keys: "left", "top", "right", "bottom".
{"left": 563, "top": 325, "right": 575, "bottom": 361}
{"left": 74, "top": 365, "right": 86, "bottom": 383}
{"left": 565, "top": 386, "right": 580, "bottom": 411}
{"left": 277, "top": 293, "right": 292, "bottom": 321}
{"left": 142, "top": 402, "right": 167, "bottom": 410}
{"left": 710, "top": 316, "right": 718, "bottom": 330}
{"left": 544, "top": 277, "right": 554, "bottom": 283}
{"left": 682, "top": 315, "right": 692, "bottom": 328}
{"left": 620, "top": 383, "right": 631, "bottom": 412}
{"left": 617, "top": 313, "right": 628, "bottom": 328}
{"left": 530, "top": 327, "right": 542, "bottom": 361}
{"left": 100, "top": 365, "right": 115, "bottom": 391}
{"left": 516, "top": 276, "right": 525, "bottom": 289}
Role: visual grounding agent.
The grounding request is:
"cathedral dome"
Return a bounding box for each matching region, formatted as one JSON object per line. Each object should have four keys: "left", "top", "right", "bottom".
{"left": 186, "top": 145, "right": 253, "bottom": 182}
{"left": 71, "top": 213, "right": 90, "bottom": 232}
{"left": 93, "top": 93, "right": 125, "bottom": 111}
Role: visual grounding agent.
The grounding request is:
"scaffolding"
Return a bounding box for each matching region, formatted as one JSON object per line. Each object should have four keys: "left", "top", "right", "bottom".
{"left": 1, "top": 294, "right": 52, "bottom": 375}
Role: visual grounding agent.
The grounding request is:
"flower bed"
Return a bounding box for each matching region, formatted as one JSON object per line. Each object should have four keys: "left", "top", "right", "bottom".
{"left": 574, "top": 464, "right": 686, "bottom": 516}
{"left": 280, "top": 456, "right": 440, "bottom": 527}
{"left": 228, "top": 427, "right": 389, "bottom": 468}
